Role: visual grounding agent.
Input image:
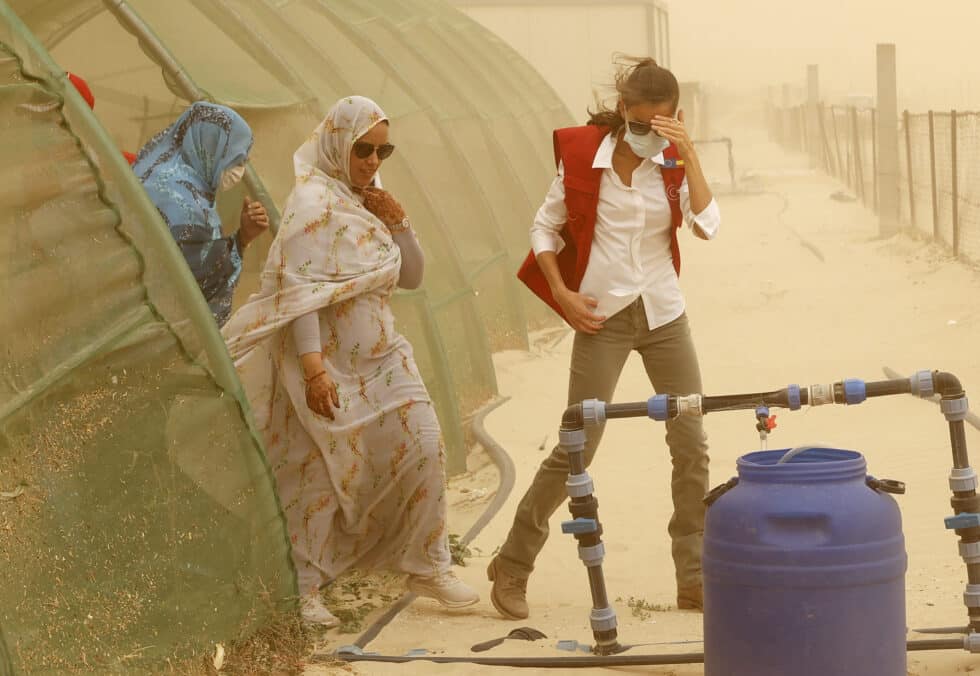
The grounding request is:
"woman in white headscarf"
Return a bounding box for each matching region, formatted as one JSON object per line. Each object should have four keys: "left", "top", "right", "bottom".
{"left": 222, "top": 96, "right": 479, "bottom": 626}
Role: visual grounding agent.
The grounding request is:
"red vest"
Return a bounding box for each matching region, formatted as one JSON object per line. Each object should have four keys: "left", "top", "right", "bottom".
{"left": 517, "top": 125, "right": 686, "bottom": 322}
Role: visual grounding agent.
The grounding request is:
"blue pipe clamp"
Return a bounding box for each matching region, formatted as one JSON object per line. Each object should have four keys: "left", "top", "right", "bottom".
{"left": 648, "top": 394, "right": 670, "bottom": 421}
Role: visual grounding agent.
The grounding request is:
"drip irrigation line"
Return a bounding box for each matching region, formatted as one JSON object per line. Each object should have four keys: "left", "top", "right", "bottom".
{"left": 352, "top": 396, "right": 514, "bottom": 649}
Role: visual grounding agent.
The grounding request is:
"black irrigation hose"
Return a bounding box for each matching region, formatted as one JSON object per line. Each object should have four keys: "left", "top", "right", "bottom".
{"left": 907, "top": 638, "right": 968, "bottom": 651}
{"left": 461, "top": 396, "right": 517, "bottom": 545}
{"left": 351, "top": 593, "right": 415, "bottom": 650}
{"left": 882, "top": 367, "right": 980, "bottom": 431}
{"left": 327, "top": 651, "right": 706, "bottom": 668}
{"left": 352, "top": 396, "right": 515, "bottom": 650}
{"left": 914, "top": 626, "right": 969, "bottom": 635}
{"left": 326, "top": 638, "right": 969, "bottom": 668}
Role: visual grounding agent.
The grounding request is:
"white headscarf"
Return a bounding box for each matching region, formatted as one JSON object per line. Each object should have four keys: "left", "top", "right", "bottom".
{"left": 300, "top": 95, "right": 387, "bottom": 190}
{"left": 222, "top": 96, "right": 399, "bottom": 361}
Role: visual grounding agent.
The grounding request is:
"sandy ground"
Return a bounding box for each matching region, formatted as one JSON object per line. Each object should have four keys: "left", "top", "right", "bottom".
{"left": 306, "top": 126, "right": 980, "bottom": 674}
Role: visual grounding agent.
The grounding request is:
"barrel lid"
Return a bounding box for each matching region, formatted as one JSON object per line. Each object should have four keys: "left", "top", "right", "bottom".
{"left": 738, "top": 448, "right": 866, "bottom": 482}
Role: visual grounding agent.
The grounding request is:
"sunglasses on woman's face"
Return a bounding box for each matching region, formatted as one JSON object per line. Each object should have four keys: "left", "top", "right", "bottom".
{"left": 353, "top": 141, "right": 395, "bottom": 160}
{"left": 627, "top": 119, "right": 654, "bottom": 136}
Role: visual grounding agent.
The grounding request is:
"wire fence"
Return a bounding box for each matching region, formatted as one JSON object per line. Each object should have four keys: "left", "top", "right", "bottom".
{"left": 693, "top": 137, "right": 738, "bottom": 192}
{"left": 769, "top": 102, "right": 980, "bottom": 262}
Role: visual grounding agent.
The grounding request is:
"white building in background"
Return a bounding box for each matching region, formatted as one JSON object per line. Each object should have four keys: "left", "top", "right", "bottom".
{"left": 451, "top": 0, "right": 671, "bottom": 125}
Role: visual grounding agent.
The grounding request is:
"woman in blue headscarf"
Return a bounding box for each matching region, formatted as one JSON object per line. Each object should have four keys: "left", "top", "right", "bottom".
{"left": 133, "top": 101, "right": 269, "bottom": 325}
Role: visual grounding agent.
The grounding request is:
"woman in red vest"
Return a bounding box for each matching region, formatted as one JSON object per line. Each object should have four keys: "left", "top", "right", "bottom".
{"left": 489, "top": 56, "right": 720, "bottom": 618}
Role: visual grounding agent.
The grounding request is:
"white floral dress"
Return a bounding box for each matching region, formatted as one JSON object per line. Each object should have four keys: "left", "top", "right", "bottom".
{"left": 221, "top": 97, "right": 450, "bottom": 595}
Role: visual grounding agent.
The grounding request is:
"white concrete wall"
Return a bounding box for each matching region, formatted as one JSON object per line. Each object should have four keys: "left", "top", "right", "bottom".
{"left": 460, "top": 4, "right": 651, "bottom": 124}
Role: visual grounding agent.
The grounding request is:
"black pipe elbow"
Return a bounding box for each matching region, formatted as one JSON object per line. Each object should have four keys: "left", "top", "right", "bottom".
{"left": 935, "top": 372, "right": 965, "bottom": 398}
{"left": 562, "top": 404, "right": 584, "bottom": 430}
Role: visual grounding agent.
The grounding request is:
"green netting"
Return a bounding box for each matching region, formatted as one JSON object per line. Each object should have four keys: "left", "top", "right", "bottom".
{"left": 8, "top": 0, "right": 573, "bottom": 473}
{"left": 0, "top": 3, "right": 297, "bottom": 671}
{"left": 0, "top": 2, "right": 577, "bottom": 666}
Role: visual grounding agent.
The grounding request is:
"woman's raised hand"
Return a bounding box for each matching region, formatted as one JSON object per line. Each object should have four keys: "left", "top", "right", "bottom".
{"left": 650, "top": 109, "right": 695, "bottom": 162}
{"left": 239, "top": 197, "right": 270, "bottom": 247}
{"left": 360, "top": 187, "right": 406, "bottom": 227}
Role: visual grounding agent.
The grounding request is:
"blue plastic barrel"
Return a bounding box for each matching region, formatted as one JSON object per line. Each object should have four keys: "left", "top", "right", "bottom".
{"left": 703, "top": 448, "right": 907, "bottom": 676}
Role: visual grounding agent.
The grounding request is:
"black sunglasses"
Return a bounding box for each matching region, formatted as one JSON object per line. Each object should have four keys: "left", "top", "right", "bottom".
{"left": 353, "top": 141, "right": 395, "bottom": 160}
{"left": 627, "top": 119, "right": 653, "bottom": 136}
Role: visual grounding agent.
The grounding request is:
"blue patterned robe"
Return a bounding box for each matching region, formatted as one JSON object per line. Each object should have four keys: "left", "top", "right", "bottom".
{"left": 133, "top": 102, "right": 253, "bottom": 325}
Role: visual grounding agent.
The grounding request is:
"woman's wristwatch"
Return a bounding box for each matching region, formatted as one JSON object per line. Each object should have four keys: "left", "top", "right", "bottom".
{"left": 388, "top": 217, "right": 412, "bottom": 234}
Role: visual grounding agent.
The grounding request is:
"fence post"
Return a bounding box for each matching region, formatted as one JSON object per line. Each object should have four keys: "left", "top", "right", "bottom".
{"left": 851, "top": 106, "right": 866, "bottom": 204}
{"left": 818, "top": 102, "right": 835, "bottom": 175}
{"left": 781, "top": 83, "right": 792, "bottom": 146}
{"left": 799, "top": 104, "right": 808, "bottom": 153}
{"left": 952, "top": 109, "right": 959, "bottom": 257}
{"left": 929, "top": 110, "right": 939, "bottom": 239}
{"left": 831, "top": 107, "right": 844, "bottom": 183}
{"left": 872, "top": 108, "right": 879, "bottom": 212}
{"left": 875, "top": 43, "right": 900, "bottom": 236}
{"left": 904, "top": 110, "right": 915, "bottom": 228}
{"left": 807, "top": 64, "right": 820, "bottom": 167}
{"left": 766, "top": 87, "right": 775, "bottom": 141}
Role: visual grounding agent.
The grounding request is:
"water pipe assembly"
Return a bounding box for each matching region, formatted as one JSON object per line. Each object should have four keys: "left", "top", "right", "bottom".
{"left": 558, "top": 369, "right": 980, "bottom": 656}
{"left": 333, "top": 368, "right": 979, "bottom": 669}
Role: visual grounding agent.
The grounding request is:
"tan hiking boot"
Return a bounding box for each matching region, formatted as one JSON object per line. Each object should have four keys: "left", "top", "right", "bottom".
{"left": 677, "top": 583, "right": 703, "bottom": 611}
{"left": 487, "top": 557, "right": 529, "bottom": 620}
{"left": 407, "top": 570, "right": 480, "bottom": 608}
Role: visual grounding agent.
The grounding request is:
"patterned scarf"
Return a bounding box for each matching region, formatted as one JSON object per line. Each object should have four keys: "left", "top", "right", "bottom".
{"left": 133, "top": 102, "right": 254, "bottom": 323}
{"left": 222, "top": 96, "right": 398, "bottom": 360}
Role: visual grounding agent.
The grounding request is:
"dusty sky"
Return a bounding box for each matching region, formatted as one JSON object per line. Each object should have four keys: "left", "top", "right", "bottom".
{"left": 669, "top": 0, "right": 979, "bottom": 111}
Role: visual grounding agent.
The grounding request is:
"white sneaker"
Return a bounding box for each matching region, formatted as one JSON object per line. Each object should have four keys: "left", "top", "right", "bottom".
{"left": 300, "top": 593, "right": 340, "bottom": 628}
{"left": 407, "top": 570, "right": 480, "bottom": 608}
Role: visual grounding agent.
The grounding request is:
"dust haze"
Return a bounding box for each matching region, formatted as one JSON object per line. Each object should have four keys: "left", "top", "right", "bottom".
{"left": 671, "top": 0, "right": 980, "bottom": 110}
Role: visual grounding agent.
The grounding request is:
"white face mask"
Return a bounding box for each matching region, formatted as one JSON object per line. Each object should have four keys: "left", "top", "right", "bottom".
{"left": 623, "top": 122, "right": 670, "bottom": 159}
{"left": 220, "top": 164, "right": 246, "bottom": 191}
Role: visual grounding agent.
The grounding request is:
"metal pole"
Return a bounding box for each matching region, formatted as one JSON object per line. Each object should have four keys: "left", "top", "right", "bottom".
{"left": 102, "top": 0, "right": 281, "bottom": 230}
{"left": 726, "top": 139, "right": 736, "bottom": 191}
{"left": 103, "top": 0, "right": 200, "bottom": 100}
{"left": 645, "top": 4, "right": 657, "bottom": 65}
{"left": 807, "top": 64, "right": 819, "bottom": 167}
{"left": 818, "top": 103, "right": 835, "bottom": 176}
{"left": 904, "top": 110, "right": 915, "bottom": 227}
{"left": 832, "top": 107, "right": 844, "bottom": 182}
{"left": 872, "top": 107, "right": 879, "bottom": 211}
{"left": 875, "top": 43, "right": 900, "bottom": 236}
{"left": 929, "top": 110, "right": 940, "bottom": 239}
{"left": 781, "top": 84, "right": 792, "bottom": 147}
{"left": 851, "top": 106, "right": 866, "bottom": 204}
{"left": 799, "top": 104, "right": 808, "bottom": 153}
{"left": 952, "top": 109, "right": 960, "bottom": 257}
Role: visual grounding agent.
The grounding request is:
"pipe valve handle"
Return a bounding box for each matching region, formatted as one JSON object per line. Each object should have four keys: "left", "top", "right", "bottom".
{"left": 561, "top": 518, "right": 598, "bottom": 534}
{"left": 945, "top": 513, "right": 980, "bottom": 530}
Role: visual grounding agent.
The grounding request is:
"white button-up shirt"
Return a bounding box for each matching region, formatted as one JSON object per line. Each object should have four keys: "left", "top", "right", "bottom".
{"left": 530, "top": 132, "right": 721, "bottom": 330}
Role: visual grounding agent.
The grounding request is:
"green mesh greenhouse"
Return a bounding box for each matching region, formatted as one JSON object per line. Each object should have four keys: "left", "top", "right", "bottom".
{"left": 0, "top": 0, "right": 572, "bottom": 671}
